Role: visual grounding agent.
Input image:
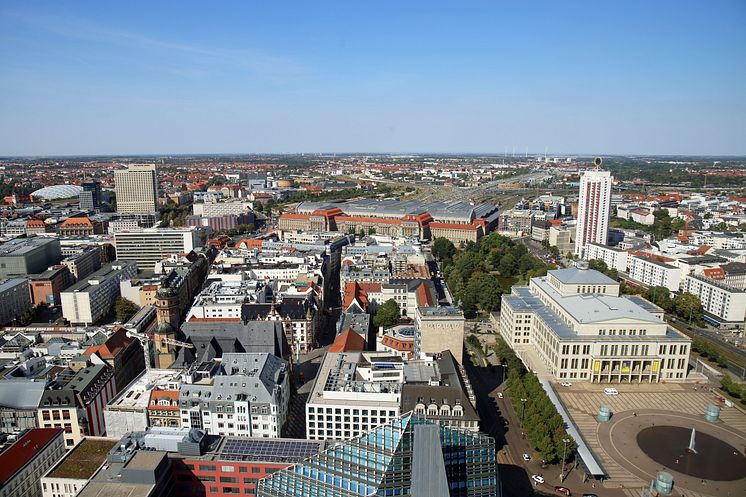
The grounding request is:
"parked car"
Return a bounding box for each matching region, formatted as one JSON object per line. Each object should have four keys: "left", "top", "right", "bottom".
{"left": 560, "top": 382, "right": 572, "bottom": 387}
{"left": 522, "top": 453, "right": 531, "bottom": 461}
{"left": 604, "top": 387, "right": 619, "bottom": 396}
{"left": 582, "top": 494, "right": 598, "bottom": 497}
{"left": 554, "top": 486, "right": 571, "bottom": 496}
{"left": 531, "top": 475, "right": 545, "bottom": 484}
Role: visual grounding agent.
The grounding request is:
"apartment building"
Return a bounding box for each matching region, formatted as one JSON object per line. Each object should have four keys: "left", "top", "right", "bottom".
{"left": 683, "top": 274, "right": 746, "bottom": 328}
{"left": 60, "top": 246, "right": 101, "bottom": 282}
{"left": 584, "top": 242, "right": 629, "bottom": 272}
{"left": 575, "top": 169, "right": 613, "bottom": 257}
{"left": 41, "top": 438, "right": 116, "bottom": 497}
{"left": 37, "top": 364, "right": 116, "bottom": 447}
{"left": 499, "top": 264, "right": 691, "bottom": 383}
{"left": 627, "top": 255, "right": 682, "bottom": 292}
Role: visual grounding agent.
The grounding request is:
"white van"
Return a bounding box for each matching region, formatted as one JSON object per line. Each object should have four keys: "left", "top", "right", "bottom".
{"left": 604, "top": 388, "right": 619, "bottom": 396}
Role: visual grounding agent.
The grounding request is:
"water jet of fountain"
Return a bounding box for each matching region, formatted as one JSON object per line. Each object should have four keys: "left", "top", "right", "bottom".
{"left": 687, "top": 428, "right": 697, "bottom": 454}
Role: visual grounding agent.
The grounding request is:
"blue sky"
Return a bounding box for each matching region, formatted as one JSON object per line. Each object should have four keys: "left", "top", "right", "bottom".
{"left": 1, "top": 1, "right": 744, "bottom": 156}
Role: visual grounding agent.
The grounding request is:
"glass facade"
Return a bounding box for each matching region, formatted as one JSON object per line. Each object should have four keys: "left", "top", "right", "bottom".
{"left": 257, "top": 414, "right": 498, "bottom": 497}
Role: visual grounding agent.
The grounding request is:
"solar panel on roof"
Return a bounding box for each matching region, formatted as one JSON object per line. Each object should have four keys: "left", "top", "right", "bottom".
{"left": 220, "top": 439, "right": 320, "bottom": 463}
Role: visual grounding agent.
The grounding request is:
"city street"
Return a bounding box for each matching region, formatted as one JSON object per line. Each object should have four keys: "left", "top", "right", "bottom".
{"left": 463, "top": 355, "right": 627, "bottom": 497}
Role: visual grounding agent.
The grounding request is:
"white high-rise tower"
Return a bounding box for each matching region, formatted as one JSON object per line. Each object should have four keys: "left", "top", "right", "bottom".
{"left": 114, "top": 163, "right": 159, "bottom": 214}
{"left": 575, "top": 167, "right": 612, "bottom": 257}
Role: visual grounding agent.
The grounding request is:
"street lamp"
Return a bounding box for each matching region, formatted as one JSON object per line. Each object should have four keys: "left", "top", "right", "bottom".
{"left": 560, "top": 438, "right": 571, "bottom": 482}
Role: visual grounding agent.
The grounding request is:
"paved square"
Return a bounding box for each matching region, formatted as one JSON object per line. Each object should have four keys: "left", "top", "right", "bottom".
{"left": 555, "top": 381, "right": 746, "bottom": 497}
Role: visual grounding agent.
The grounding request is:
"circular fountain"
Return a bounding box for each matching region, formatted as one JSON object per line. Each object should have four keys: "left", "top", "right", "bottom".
{"left": 636, "top": 425, "right": 746, "bottom": 481}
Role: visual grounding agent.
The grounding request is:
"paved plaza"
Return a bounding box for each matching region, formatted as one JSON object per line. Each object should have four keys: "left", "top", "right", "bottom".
{"left": 556, "top": 381, "right": 746, "bottom": 497}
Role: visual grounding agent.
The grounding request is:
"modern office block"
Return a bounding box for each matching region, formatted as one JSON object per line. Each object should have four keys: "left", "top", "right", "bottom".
{"left": 0, "top": 278, "right": 33, "bottom": 326}
{"left": 114, "top": 164, "right": 158, "bottom": 214}
{"left": 60, "top": 262, "right": 138, "bottom": 325}
{"left": 114, "top": 228, "right": 202, "bottom": 272}
{"left": 0, "top": 237, "right": 62, "bottom": 278}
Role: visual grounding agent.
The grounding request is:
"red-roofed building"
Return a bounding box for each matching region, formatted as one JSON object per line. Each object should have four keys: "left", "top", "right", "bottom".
{"left": 376, "top": 327, "right": 416, "bottom": 359}
{"left": 25, "top": 219, "right": 47, "bottom": 236}
{"left": 84, "top": 328, "right": 145, "bottom": 393}
{"left": 429, "top": 221, "right": 484, "bottom": 244}
{"left": 148, "top": 390, "right": 181, "bottom": 429}
{"left": 329, "top": 328, "right": 366, "bottom": 352}
{"left": 688, "top": 245, "right": 712, "bottom": 256}
{"left": 59, "top": 216, "right": 103, "bottom": 236}
{"left": 343, "top": 281, "right": 369, "bottom": 313}
{"left": 0, "top": 428, "right": 65, "bottom": 497}
{"left": 703, "top": 267, "right": 725, "bottom": 280}
{"left": 236, "top": 238, "right": 264, "bottom": 249}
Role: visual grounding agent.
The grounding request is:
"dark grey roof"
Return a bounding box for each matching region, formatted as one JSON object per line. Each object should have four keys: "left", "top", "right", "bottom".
{"left": 336, "top": 312, "right": 370, "bottom": 336}
{"left": 723, "top": 262, "right": 746, "bottom": 276}
{"left": 241, "top": 296, "right": 316, "bottom": 321}
{"left": 175, "top": 320, "right": 288, "bottom": 367}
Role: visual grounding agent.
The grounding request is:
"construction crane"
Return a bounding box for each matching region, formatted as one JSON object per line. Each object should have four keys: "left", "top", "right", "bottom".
{"left": 125, "top": 329, "right": 193, "bottom": 370}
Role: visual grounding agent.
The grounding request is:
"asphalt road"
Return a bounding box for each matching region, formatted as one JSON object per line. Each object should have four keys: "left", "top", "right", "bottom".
{"left": 463, "top": 356, "right": 625, "bottom": 497}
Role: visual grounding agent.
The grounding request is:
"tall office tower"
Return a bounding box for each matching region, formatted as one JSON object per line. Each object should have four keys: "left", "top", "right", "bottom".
{"left": 575, "top": 169, "right": 612, "bottom": 257}
{"left": 81, "top": 180, "right": 102, "bottom": 209}
{"left": 114, "top": 164, "right": 158, "bottom": 214}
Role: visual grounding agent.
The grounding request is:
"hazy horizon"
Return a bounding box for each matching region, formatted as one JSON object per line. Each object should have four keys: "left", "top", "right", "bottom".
{"left": 1, "top": 1, "right": 745, "bottom": 157}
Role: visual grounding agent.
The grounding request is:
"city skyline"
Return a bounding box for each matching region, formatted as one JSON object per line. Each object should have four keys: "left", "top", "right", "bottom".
{"left": 1, "top": 1, "right": 745, "bottom": 156}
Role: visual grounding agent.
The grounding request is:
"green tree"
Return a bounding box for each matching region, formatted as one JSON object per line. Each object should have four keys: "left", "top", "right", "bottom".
{"left": 498, "top": 253, "right": 517, "bottom": 276}
{"left": 549, "top": 245, "right": 561, "bottom": 260}
{"left": 432, "top": 237, "right": 457, "bottom": 262}
{"left": 644, "top": 286, "right": 673, "bottom": 312}
{"left": 467, "top": 272, "right": 503, "bottom": 313}
{"left": 671, "top": 218, "right": 686, "bottom": 232}
{"left": 673, "top": 292, "right": 703, "bottom": 324}
{"left": 588, "top": 259, "right": 609, "bottom": 274}
{"left": 652, "top": 209, "right": 672, "bottom": 240}
{"left": 373, "top": 299, "right": 400, "bottom": 329}
{"left": 115, "top": 297, "right": 140, "bottom": 323}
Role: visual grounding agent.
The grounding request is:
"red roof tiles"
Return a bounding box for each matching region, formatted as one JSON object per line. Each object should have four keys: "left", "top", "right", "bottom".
{"left": 329, "top": 329, "right": 366, "bottom": 352}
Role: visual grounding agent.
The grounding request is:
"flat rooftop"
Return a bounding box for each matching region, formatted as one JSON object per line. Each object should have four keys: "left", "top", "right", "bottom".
{"left": 550, "top": 267, "right": 618, "bottom": 285}
{"left": 47, "top": 438, "right": 117, "bottom": 480}
{"left": 107, "top": 369, "right": 179, "bottom": 411}
{"left": 0, "top": 237, "right": 57, "bottom": 256}
{"left": 533, "top": 277, "right": 661, "bottom": 324}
